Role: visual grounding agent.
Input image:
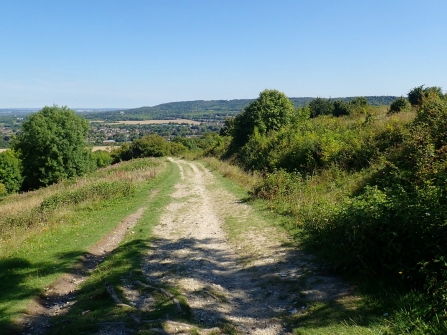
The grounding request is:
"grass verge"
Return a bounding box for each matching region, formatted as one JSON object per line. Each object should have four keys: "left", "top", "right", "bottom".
{"left": 0, "top": 158, "right": 167, "bottom": 332}
{"left": 43, "top": 158, "right": 194, "bottom": 334}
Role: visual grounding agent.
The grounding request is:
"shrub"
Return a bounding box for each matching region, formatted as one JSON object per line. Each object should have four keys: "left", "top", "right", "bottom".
{"left": 349, "top": 96, "right": 369, "bottom": 108}
{"left": 308, "top": 98, "right": 334, "bottom": 118}
{"left": 300, "top": 97, "right": 447, "bottom": 323}
{"left": 388, "top": 97, "right": 410, "bottom": 114}
{"left": 332, "top": 100, "right": 351, "bottom": 117}
{"left": 131, "top": 134, "right": 170, "bottom": 158}
{"left": 91, "top": 150, "right": 113, "bottom": 168}
{"left": 0, "top": 150, "right": 22, "bottom": 194}
{"left": 111, "top": 135, "right": 170, "bottom": 163}
{"left": 252, "top": 169, "right": 301, "bottom": 200}
{"left": 408, "top": 85, "right": 444, "bottom": 107}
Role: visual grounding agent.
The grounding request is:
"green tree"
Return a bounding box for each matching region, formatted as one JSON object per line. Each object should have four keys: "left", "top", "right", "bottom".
{"left": 349, "top": 96, "right": 368, "bottom": 108}
{"left": 91, "top": 150, "right": 113, "bottom": 168}
{"left": 332, "top": 100, "right": 351, "bottom": 116}
{"left": 131, "top": 134, "right": 170, "bottom": 158}
{"left": 0, "top": 150, "right": 22, "bottom": 194}
{"left": 230, "top": 89, "right": 294, "bottom": 149}
{"left": 408, "top": 85, "right": 444, "bottom": 107}
{"left": 308, "top": 98, "right": 334, "bottom": 118}
{"left": 12, "top": 105, "right": 94, "bottom": 190}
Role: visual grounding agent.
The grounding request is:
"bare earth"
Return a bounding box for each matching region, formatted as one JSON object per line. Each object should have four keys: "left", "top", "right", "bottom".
{"left": 20, "top": 159, "right": 351, "bottom": 334}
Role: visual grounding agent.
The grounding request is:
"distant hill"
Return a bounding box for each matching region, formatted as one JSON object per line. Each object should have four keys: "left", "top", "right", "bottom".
{"left": 82, "top": 96, "right": 398, "bottom": 121}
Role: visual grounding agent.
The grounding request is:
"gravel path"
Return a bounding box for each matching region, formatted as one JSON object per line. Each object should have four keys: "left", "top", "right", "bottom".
{"left": 141, "top": 159, "right": 351, "bottom": 335}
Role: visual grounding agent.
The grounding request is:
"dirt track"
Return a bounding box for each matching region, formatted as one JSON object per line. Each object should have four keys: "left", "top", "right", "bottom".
{"left": 20, "top": 159, "right": 351, "bottom": 334}
{"left": 139, "top": 159, "right": 351, "bottom": 335}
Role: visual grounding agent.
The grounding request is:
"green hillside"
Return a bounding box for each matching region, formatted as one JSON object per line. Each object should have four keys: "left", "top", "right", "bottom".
{"left": 82, "top": 96, "right": 397, "bottom": 121}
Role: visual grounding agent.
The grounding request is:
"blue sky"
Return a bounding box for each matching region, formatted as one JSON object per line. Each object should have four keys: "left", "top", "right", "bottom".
{"left": 1, "top": 0, "right": 446, "bottom": 108}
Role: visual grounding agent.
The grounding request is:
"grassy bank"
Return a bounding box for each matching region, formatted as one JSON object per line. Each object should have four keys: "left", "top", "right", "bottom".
{"left": 0, "top": 158, "right": 169, "bottom": 331}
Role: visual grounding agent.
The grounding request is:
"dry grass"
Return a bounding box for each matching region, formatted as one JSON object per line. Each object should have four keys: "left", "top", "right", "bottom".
{"left": 92, "top": 145, "right": 119, "bottom": 151}
{"left": 0, "top": 148, "right": 8, "bottom": 153}
{"left": 105, "top": 119, "right": 201, "bottom": 125}
{"left": 202, "top": 157, "right": 260, "bottom": 190}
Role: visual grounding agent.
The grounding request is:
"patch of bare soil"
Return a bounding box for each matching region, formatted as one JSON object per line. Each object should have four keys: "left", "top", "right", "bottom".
{"left": 16, "top": 196, "right": 155, "bottom": 335}
{"left": 137, "top": 159, "right": 352, "bottom": 335}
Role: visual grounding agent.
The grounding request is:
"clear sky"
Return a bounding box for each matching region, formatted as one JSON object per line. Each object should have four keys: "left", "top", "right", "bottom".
{"left": 1, "top": 0, "right": 446, "bottom": 108}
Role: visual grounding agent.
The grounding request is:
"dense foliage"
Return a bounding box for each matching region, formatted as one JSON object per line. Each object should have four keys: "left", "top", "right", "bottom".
{"left": 214, "top": 86, "right": 447, "bottom": 332}
{"left": 228, "top": 89, "right": 295, "bottom": 151}
{"left": 388, "top": 96, "right": 410, "bottom": 114}
{"left": 12, "top": 106, "right": 95, "bottom": 190}
{"left": 111, "top": 134, "right": 183, "bottom": 163}
{"left": 0, "top": 150, "right": 22, "bottom": 194}
{"left": 308, "top": 96, "right": 369, "bottom": 118}
{"left": 408, "top": 85, "right": 444, "bottom": 107}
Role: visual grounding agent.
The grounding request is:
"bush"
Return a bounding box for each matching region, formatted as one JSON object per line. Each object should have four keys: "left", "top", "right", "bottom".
{"left": 91, "top": 150, "right": 113, "bottom": 168}
{"left": 131, "top": 134, "right": 170, "bottom": 158}
{"left": 308, "top": 98, "right": 334, "bottom": 118}
{"left": 252, "top": 169, "right": 301, "bottom": 200}
{"left": 0, "top": 150, "right": 22, "bottom": 194}
{"left": 112, "top": 134, "right": 170, "bottom": 163}
{"left": 388, "top": 97, "right": 410, "bottom": 114}
{"left": 332, "top": 100, "right": 351, "bottom": 116}
{"left": 408, "top": 85, "right": 444, "bottom": 107}
{"left": 300, "top": 97, "right": 447, "bottom": 323}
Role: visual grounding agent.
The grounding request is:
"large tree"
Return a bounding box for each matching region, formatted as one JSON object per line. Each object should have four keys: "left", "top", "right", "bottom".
{"left": 229, "top": 89, "right": 294, "bottom": 150}
{"left": 13, "top": 105, "right": 94, "bottom": 190}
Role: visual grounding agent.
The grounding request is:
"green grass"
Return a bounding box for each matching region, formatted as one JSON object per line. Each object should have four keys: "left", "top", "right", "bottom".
{"left": 44, "top": 158, "right": 195, "bottom": 334}
{"left": 0, "top": 158, "right": 169, "bottom": 333}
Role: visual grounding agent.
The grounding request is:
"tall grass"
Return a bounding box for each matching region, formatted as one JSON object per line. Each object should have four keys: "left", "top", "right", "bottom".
{"left": 0, "top": 158, "right": 163, "bottom": 258}
{"left": 202, "top": 156, "right": 261, "bottom": 190}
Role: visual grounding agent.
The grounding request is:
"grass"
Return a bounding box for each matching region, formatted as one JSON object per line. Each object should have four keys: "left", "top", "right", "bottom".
{"left": 0, "top": 158, "right": 169, "bottom": 332}
{"left": 39, "top": 158, "right": 195, "bottom": 334}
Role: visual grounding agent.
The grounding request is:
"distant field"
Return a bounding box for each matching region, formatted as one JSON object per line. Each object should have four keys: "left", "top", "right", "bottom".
{"left": 92, "top": 146, "right": 118, "bottom": 152}
{"left": 105, "top": 119, "right": 201, "bottom": 125}
{"left": 0, "top": 149, "right": 8, "bottom": 153}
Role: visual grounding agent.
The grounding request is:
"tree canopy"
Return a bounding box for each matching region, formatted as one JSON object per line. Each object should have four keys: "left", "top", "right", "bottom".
{"left": 12, "top": 105, "right": 94, "bottom": 190}
{"left": 228, "top": 89, "right": 295, "bottom": 150}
